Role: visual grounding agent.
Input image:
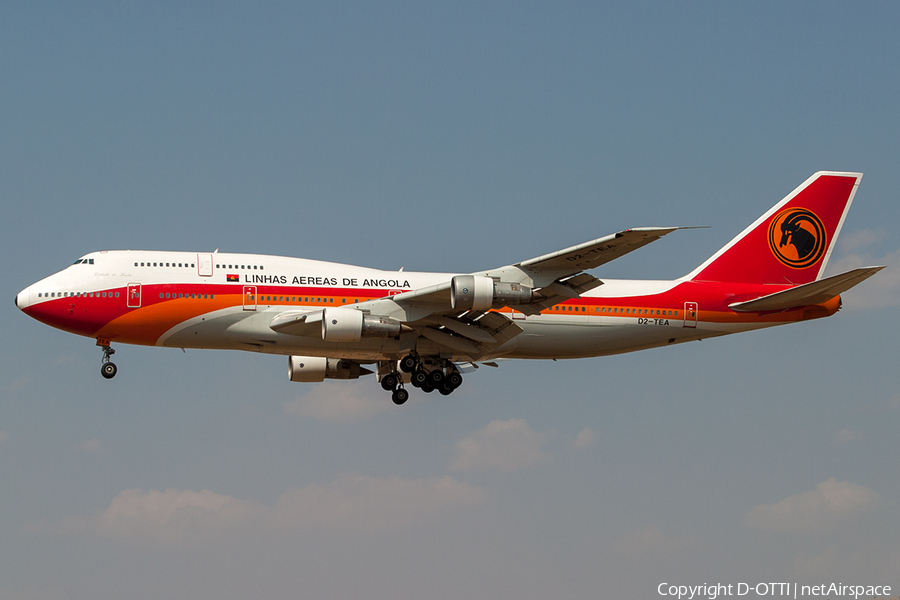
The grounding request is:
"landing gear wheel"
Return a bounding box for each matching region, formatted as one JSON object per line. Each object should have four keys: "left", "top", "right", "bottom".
{"left": 381, "top": 373, "right": 398, "bottom": 391}
{"left": 421, "top": 383, "right": 435, "bottom": 394}
{"left": 439, "top": 382, "right": 454, "bottom": 396}
{"left": 427, "top": 369, "right": 444, "bottom": 387}
{"left": 411, "top": 370, "right": 428, "bottom": 388}
{"left": 98, "top": 342, "right": 117, "bottom": 379}
{"left": 391, "top": 388, "right": 410, "bottom": 405}
{"left": 399, "top": 355, "right": 417, "bottom": 373}
{"left": 446, "top": 371, "right": 463, "bottom": 389}
{"left": 101, "top": 362, "right": 117, "bottom": 379}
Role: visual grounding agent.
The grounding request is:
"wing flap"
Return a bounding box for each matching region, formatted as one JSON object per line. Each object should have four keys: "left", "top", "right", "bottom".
{"left": 729, "top": 266, "right": 885, "bottom": 312}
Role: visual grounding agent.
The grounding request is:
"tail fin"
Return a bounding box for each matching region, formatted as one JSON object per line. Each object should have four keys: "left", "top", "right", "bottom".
{"left": 686, "top": 171, "right": 862, "bottom": 285}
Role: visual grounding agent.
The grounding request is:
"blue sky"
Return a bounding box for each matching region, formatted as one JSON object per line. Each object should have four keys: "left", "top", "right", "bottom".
{"left": 2, "top": 3, "right": 899, "bottom": 599}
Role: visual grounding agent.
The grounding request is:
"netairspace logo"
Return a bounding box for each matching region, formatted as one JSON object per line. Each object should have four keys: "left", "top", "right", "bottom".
{"left": 657, "top": 582, "right": 892, "bottom": 599}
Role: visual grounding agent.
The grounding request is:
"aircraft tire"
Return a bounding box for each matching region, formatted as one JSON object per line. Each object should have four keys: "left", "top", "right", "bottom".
{"left": 411, "top": 370, "right": 428, "bottom": 387}
{"left": 399, "top": 355, "right": 417, "bottom": 373}
{"left": 392, "top": 388, "right": 409, "bottom": 405}
{"left": 381, "top": 374, "right": 398, "bottom": 391}
{"left": 446, "top": 372, "right": 463, "bottom": 389}
{"left": 421, "top": 383, "right": 434, "bottom": 394}
{"left": 427, "top": 370, "right": 444, "bottom": 387}
{"left": 439, "top": 383, "right": 454, "bottom": 396}
{"left": 101, "top": 362, "right": 117, "bottom": 379}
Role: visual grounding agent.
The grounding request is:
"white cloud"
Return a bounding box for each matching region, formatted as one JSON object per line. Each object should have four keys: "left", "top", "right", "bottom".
{"left": 450, "top": 418, "right": 552, "bottom": 472}
{"left": 743, "top": 478, "right": 880, "bottom": 533}
{"left": 46, "top": 474, "right": 481, "bottom": 543}
{"left": 81, "top": 488, "right": 265, "bottom": 542}
{"left": 837, "top": 228, "right": 886, "bottom": 253}
{"left": 74, "top": 438, "right": 104, "bottom": 453}
{"left": 832, "top": 428, "right": 859, "bottom": 444}
{"left": 613, "top": 526, "right": 699, "bottom": 557}
{"left": 283, "top": 380, "right": 397, "bottom": 422}
{"left": 570, "top": 427, "right": 596, "bottom": 449}
{"left": 826, "top": 246, "right": 900, "bottom": 309}
{"left": 267, "top": 473, "right": 482, "bottom": 531}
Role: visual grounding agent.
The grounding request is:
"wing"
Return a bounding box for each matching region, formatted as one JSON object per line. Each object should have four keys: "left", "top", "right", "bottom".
{"left": 271, "top": 227, "right": 683, "bottom": 359}
{"left": 517, "top": 227, "right": 683, "bottom": 274}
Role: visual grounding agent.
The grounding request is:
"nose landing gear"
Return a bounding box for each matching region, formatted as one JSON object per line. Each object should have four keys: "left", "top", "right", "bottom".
{"left": 98, "top": 339, "right": 117, "bottom": 379}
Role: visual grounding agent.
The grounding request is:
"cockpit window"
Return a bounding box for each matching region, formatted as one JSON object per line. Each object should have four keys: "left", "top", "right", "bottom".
{"left": 73, "top": 259, "right": 83, "bottom": 265}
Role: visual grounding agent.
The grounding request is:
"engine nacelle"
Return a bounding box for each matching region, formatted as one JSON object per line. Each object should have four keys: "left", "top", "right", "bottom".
{"left": 288, "top": 356, "right": 328, "bottom": 382}
{"left": 288, "top": 356, "right": 367, "bottom": 382}
{"left": 321, "top": 307, "right": 364, "bottom": 342}
{"left": 450, "top": 275, "right": 533, "bottom": 310}
{"left": 321, "top": 307, "right": 402, "bottom": 342}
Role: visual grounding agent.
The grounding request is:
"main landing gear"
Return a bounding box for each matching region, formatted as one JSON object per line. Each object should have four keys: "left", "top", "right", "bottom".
{"left": 380, "top": 371, "right": 410, "bottom": 405}
{"left": 98, "top": 340, "right": 117, "bottom": 379}
{"left": 381, "top": 353, "right": 463, "bottom": 402}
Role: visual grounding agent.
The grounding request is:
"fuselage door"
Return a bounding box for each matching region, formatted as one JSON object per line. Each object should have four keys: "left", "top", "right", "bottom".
{"left": 243, "top": 286, "right": 257, "bottom": 311}
{"left": 198, "top": 254, "right": 213, "bottom": 277}
{"left": 127, "top": 283, "right": 142, "bottom": 308}
{"left": 683, "top": 302, "right": 698, "bottom": 328}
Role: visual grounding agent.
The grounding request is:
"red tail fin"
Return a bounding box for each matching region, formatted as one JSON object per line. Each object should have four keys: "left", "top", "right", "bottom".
{"left": 686, "top": 171, "right": 862, "bottom": 285}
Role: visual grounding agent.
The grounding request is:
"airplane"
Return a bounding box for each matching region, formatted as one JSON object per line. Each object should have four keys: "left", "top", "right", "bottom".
{"left": 16, "top": 171, "right": 884, "bottom": 405}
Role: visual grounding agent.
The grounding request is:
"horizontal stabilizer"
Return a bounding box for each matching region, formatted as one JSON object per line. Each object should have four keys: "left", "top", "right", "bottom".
{"left": 729, "top": 266, "right": 885, "bottom": 312}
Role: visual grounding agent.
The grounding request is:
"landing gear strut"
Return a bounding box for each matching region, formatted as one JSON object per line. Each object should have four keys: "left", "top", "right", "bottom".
{"left": 99, "top": 341, "right": 117, "bottom": 379}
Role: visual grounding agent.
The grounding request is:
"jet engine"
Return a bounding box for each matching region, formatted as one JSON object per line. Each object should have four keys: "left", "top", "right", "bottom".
{"left": 321, "top": 307, "right": 402, "bottom": 342}
{"left": 450, "top": 275, "right": 533, "bottom": 310}
{"left": 288, "top": 356, "right": 371, "bottom": 382}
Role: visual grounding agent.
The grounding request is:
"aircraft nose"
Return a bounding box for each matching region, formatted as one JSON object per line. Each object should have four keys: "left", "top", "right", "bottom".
{"left": 15, "top": 287, "right": 29, "bottom": 310}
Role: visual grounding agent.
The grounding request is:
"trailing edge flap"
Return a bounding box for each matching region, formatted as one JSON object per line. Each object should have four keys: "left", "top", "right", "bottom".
{"left": 729, "top": 266, "right": 885, "bottom": 313}
{"left": 269, "top": 310, "right": 323, "bottom": 336}
{"left": 416, "top": 310, "right": 524, "bottom": 357}
{"left": 517, "top": 227, "right": 685, "bottom": 275}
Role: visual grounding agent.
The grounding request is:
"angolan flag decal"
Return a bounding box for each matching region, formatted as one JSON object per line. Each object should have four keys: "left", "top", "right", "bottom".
{"left": 227, "top": 274, "right": 239, "bottom": 282}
